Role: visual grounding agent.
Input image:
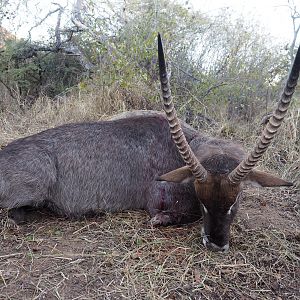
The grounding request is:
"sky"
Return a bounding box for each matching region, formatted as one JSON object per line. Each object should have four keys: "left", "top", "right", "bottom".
{"left": 189, "top": 0, "right": 296, "bottom": 43}
{"left": 2, "top": 0, "right": 299, "bottom": 45}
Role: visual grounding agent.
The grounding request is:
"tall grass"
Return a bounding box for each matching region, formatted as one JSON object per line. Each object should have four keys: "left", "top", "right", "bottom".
{"left": 0, "top": 79, "right": 299, "bottom": 187}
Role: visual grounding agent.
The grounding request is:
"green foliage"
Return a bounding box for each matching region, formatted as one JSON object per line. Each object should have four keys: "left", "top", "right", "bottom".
{"left": 0, "top": 39, "right": 38, "bottom": 95}
{"left": 38, "top": 51, "right": 85, "bottom": 98}
{"left": 0, "top": 38, "right": 85, "bottom": 108}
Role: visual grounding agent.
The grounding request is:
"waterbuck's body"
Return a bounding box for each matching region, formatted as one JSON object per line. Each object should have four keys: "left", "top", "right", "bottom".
{"left": 0, "top": 113, "right": 201, "bottom": 224}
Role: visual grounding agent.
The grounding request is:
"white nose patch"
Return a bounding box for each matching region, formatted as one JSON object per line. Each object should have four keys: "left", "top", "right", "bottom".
{"left": 207, "top": 241, "right": 229, "bottom": 252}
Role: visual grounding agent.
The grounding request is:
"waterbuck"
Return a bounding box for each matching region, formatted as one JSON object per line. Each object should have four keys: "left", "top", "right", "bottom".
{"left": 0, "top": 111, "right": 203, "bottom": 225}
{"left": 157, "top": 33, "right": 299, "bottom": 251}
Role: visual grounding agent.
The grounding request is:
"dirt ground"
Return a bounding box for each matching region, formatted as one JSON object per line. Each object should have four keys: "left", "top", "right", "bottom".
{"left": 0, "top": 187, "right": 299, "bottom": 300}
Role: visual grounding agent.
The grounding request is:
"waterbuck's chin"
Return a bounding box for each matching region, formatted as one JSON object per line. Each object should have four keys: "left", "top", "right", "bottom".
{"left": 157, "top": 33, "right": 299, "bottom": 252}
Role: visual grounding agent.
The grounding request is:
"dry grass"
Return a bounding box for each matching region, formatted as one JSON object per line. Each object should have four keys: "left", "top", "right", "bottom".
{"left": 0, "top": 188, "right": 299, "bottom": 299}
{"left": 0, "top": 90, "right": 299, "bottom": 299}
{"left": 0, "top": 84, "right": 129, "bottom": 145}
{"left": 212, "top": 102, "right": 300, "bottom": 188}
{"left": 0, "top": 80, "right": 159, "bottom": 146}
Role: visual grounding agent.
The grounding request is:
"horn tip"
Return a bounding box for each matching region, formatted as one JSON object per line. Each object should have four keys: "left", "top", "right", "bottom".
{"left": 158, "top": 33, "right": 162, "bottom": 45}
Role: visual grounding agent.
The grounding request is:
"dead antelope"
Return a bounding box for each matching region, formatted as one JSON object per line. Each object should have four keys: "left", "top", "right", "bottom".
{"left": 157, "top": 33, "right": 299, "bottom": 252}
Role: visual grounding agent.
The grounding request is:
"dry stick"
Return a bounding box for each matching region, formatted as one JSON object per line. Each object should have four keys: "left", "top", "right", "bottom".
{"left": 0, "top": 252, "right": 23, "bottom": 259}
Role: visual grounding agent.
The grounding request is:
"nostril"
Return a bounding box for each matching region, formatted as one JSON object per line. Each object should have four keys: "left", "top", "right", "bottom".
{"left": 221, "top": 244, "right": 229, "bottom": 253}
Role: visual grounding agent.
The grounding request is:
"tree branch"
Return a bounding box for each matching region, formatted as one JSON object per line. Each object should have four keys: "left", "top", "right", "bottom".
{"left": 0, "top": 77, "right": 18, "bottom": 99}
{"left": 28, "top": 8, "right": 61, "bottom": 40}
{"left": 53, "top": 3, "right": 64, "bottom": 49}
{"left": 287, "top": 0, "right": 300, "bottom": 61}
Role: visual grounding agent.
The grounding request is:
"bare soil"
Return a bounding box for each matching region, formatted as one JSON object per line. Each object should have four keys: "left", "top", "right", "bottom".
{"left": 0, "top": 187, "right": 299, "bottom": 300}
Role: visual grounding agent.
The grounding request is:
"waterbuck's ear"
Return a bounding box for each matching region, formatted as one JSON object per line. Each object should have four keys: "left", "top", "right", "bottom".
{"left": 243, "top": 169, "right": 293, "bottom": 187}
{"left": 156, "top": 166, "right": 194, "bottom": 183}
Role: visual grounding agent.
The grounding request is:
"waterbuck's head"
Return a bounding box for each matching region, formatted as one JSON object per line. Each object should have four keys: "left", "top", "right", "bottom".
{"left": 157, "top": 33, "right": 300, "bottom": 252}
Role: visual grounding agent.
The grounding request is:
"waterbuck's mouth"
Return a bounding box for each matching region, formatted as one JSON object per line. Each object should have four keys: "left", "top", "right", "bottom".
{"left": 201, "top": 228, "right": 229, "bottom": 253}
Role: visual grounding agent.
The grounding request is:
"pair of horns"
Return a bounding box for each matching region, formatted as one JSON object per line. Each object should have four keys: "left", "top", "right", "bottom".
{"left": 158, "top": 33, "right": 300, "bottom": 184}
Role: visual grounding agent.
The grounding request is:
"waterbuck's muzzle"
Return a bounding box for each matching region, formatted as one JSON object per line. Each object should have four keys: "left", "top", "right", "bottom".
{"left": 202, "top": 231, "right": 229, "bottom": 253}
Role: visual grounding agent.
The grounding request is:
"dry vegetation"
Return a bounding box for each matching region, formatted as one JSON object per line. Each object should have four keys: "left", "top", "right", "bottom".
{"left": 0, "top": 87, "right": 299, "bottom": 299}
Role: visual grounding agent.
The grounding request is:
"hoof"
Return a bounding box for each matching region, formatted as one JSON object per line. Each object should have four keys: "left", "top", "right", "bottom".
{"left": 149, "top": 213, "right": 171, "bottom": 226}
{"left": 5, "top": 217, "right": 20, "bottom": 230}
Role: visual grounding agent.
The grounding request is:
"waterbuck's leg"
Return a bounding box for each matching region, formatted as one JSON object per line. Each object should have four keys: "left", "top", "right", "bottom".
{"left": 7, "top": 206, "right": 51, "bottom": 224}
{"left": 147, "top": 181, "right": 201, "bottom": 226}
{"left": 1, "top": 150, "right": 57, "bottom": 224}
{"left": 8, "top": 207, "right": 33, "bottom": 224}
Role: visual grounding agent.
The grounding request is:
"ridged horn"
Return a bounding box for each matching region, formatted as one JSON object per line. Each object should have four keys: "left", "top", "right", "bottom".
{"left": 158, "top": 33, "right": 208, "bottom": 182}
{"left": 229, "top": 44, "right": 300, "bottom": 184}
